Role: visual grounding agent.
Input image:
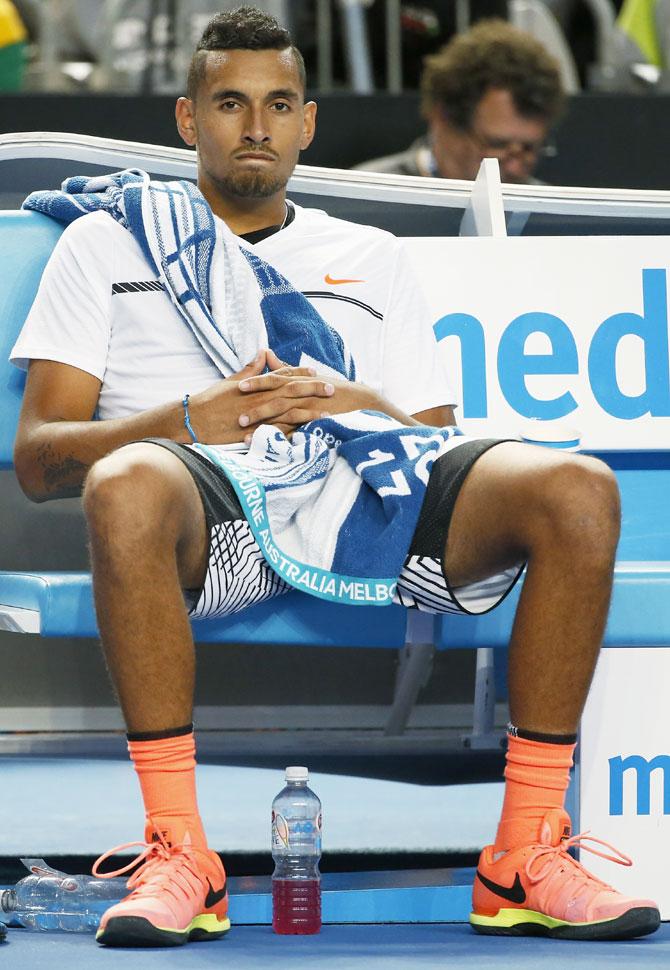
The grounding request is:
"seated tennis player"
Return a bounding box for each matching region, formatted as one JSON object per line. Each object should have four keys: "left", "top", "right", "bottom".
{"left": 10, "top": 4, "right": 659, "bottom": 949}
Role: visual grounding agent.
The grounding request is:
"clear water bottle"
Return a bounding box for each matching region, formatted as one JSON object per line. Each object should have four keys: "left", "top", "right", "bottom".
{"left": 271, "top": 766, "right": 322, "bottom": 934}
{"left": 0, "top": 859, "right": 127, "bottom": 933}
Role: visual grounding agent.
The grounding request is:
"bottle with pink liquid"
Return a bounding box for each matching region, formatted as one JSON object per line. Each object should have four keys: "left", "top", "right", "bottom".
{"left": 271, "top": 766, "right": 322, "bottom": 934}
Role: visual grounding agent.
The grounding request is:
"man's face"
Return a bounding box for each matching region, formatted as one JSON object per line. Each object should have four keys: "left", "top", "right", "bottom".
{"left": 430, "top": 87, "right": 549, "bottom": 184}
{"left": 176, "top": 48, "right": 316, "bottom": 202}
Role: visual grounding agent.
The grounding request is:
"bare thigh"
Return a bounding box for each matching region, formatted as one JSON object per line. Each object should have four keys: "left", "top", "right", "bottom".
{"left": 443, "top": 441, "right": 618, "bottom": 587}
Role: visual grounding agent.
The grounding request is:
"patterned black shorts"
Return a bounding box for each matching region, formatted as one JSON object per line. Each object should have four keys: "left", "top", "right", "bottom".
{"left": 148, "top": 437, "right": 523, "bottom": 618}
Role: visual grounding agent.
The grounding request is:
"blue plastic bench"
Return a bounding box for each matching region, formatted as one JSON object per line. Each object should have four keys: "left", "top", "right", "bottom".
{"left": 1, "top": 209, "right": 670, "bottom": 742}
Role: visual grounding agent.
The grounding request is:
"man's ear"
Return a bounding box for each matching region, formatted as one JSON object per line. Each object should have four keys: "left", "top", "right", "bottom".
{"left": 428, "top": 106, "right": 448, "bottom": 136}
{"left": 176, "top": 97, "right": 197, "bottom": 147}
{"left": 429, "top": 105, "right": 462, "bottom": 143}
{"left": 300, "top": 100, "right": 317, "bottom": 152}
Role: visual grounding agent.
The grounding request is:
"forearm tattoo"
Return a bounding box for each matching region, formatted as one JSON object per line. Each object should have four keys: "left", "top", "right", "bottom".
{"left": 36, "top": 440, "right": 89, "bottom": 498}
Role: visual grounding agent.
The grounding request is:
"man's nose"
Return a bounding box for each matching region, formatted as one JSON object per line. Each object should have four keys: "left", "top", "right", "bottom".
{"left": 243, "top": 107, "right": 270, "bottom": 144}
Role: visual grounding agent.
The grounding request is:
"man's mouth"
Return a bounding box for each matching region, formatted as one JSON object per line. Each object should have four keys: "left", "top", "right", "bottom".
{"left": 234, "top": 152, "right": 277, "bottom": 162}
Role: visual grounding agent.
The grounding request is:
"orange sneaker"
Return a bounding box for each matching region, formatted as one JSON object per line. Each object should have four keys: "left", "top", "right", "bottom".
{"left": 471, "top": 809, "right": 660, "bottom": 941}
{"left": 93, "top": 828, "right": 230, "bottom": 948}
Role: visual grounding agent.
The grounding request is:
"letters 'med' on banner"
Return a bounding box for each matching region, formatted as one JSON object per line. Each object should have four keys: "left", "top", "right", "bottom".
{"left": 407, "top": 237, "right": 670, "bottom": 451}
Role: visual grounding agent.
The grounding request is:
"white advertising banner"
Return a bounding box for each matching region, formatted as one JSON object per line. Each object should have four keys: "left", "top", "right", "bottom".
{"left": 580, "top": 648, "right": 670, "bottom": 917}
{"left": 406, "top": 237, "right": 670, "bottom": 451}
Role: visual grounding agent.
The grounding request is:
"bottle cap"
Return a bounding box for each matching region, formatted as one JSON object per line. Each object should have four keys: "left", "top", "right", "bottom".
{"left": 285, "top": 765, "right": 308, "bottom": 782}
{"left": 0, "top": 889, "right": 16, "bottom": 915}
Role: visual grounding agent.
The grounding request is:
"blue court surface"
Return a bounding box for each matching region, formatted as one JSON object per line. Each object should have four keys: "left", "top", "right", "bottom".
{"left": 0, "top": 757, "right": 504, "bottom": 855}
{"left": 2, "top": 922, "right": 669, "bottom": 969}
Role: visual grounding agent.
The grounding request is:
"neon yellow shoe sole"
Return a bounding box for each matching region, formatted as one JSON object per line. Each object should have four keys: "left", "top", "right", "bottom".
{"left": 96, "top": 913, "right": 231, "bottom": 947}
{"left": 470, "top": 906, "right": 660, "bottom": 941}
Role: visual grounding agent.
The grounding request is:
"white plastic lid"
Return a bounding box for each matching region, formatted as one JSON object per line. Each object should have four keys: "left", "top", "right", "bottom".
{"left": 518, "top": 419, "right": 581, "bottom": 450}
{"left": 285, "top": 765, "right": 309, "bottom": 782}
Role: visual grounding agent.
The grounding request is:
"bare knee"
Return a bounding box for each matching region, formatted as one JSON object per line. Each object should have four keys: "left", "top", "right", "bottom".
{"left": 528, "top": 454, "right": 620, "bottom": 567}
{"left": 83, "top": 444, "right": 198, "bottom": 561}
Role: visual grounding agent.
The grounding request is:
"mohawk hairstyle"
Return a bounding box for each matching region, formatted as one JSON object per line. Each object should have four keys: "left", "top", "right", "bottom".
{"left": 186, "top": 5, "right": 306, "bottom": 100}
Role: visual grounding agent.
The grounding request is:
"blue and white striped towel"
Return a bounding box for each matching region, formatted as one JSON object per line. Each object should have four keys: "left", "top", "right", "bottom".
{"left": 24, "top": 171, "right": 465, "bottom": 606}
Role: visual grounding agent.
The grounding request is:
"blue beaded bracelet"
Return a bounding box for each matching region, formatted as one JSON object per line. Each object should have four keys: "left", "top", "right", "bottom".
{"left": 182, "top": 394, "right": 198, "bottom": 444}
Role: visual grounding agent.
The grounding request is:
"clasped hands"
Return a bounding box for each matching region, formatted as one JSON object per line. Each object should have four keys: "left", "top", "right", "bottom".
{"left": 187, "top": 348, "right": 379, "bottom": 445}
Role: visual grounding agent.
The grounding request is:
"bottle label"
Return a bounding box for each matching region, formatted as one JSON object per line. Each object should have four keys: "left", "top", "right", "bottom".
{"left": 272, "top": 811, "right": 322, "bottom": 852}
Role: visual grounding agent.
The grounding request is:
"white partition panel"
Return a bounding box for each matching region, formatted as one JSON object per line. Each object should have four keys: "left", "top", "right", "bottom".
{"left": 460, "top": 158, "right": 506, "bottom": 238}
{"left": 581, "top": 649, "right": 670, "bottom": 918}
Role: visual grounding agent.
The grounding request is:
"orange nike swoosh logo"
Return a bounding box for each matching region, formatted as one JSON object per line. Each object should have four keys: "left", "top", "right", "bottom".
{"left": 324, "top": 274, "right": 365, "bottom": 285}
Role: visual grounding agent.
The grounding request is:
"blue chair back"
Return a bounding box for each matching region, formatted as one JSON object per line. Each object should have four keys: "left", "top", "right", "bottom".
{"left": 0, "top": 210, "right": 64, "bottom": 469}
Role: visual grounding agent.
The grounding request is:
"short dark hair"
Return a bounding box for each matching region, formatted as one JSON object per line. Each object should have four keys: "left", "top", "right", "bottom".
{"left": 186, "top": 5, "right": 306, "bottom": 100}
{"left": 421, "top": 19, "right": 564, "bottom": 130}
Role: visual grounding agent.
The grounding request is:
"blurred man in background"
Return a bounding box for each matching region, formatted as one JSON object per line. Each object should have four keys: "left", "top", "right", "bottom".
{"left": 356, "top": 19, "right": 565, "bottom": 185}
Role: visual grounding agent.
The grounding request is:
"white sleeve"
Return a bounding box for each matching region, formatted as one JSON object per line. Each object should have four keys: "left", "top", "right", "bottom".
{"left": 9, "top": 214, "right": 112, "bottom": 378}
{"left": 380, "top": 239, "right": 455, "bottom": 416}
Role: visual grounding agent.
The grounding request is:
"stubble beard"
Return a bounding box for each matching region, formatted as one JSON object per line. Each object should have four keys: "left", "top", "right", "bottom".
{"left": 213, "top": 168, "right": 288, "bottom": 199}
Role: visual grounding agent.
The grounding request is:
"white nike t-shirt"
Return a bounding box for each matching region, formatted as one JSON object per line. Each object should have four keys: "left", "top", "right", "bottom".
{"left": 250, "top": 205, "right": 453, "bottom": 415}
{"left": 10, "top": 202, "right": 454, "bottom": 420}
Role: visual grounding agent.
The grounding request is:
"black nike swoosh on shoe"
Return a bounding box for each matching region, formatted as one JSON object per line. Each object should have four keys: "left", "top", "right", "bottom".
{"left": 205, "top": 878, "right": 227, "bottom": 908}
{"left": 476, "top": 869, "right": 527, "bottom": 904}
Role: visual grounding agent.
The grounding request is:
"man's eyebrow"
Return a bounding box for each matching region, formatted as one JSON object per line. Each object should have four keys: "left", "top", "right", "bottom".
{"left": 266, "top": 89, "right": 300, "bottom": 101}
{"left": 211, "top": 89, "right": 247, "bottom": 103}
{"left": 210, "top": 88, "right": 300, "bottom": 103}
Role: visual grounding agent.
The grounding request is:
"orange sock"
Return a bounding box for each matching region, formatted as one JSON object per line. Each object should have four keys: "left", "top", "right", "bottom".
{"left": 127, "top": 725, "right": 208, "bottom": 850}
{"left": 494, "top": 730, "right": 576, "bottom": 852}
